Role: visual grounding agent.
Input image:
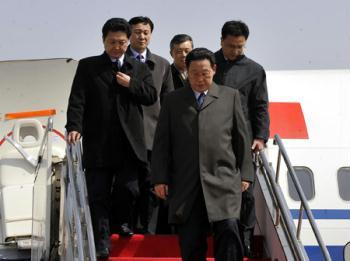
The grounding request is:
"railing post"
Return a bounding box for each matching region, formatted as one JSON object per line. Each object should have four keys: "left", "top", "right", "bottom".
{"left": 275, "top": 148, "right": 282, "bottom": 226}
{"left": 296, "top": 204, "right": 304, "bottom": 240}
{"left": 258, "top": 151, "right": 306, "bottom": 260}
{"left": 274, "top": 134, "right": 332, "bottom": 261}
{"left": 276, "top": 149, "right": 281, "bottom": 183}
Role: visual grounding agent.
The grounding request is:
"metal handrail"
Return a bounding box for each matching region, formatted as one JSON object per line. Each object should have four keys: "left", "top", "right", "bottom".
{"left": 258, "top": 150, "right": 307, "bottom": 260}
{"left": 273, "top": 134, "right": 331, "bottom": 261}
{"left": 61, "top": 141, "right": 96, "bottom": 261}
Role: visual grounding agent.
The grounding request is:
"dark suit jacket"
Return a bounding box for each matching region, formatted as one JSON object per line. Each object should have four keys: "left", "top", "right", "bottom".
{"left": 151, "top": 83, "right": 254, "bottom": 224}
{"left": 214, "top": 50, "right": 270, "bottom": 142}
{"left": 171, "top": 63, "right": 187, "bottom": 89}
{"left": 66, "top": 52, "right": 157, "bottom": 168}
{"left": 126, "top": 47, "right": 174, "bottom": 150}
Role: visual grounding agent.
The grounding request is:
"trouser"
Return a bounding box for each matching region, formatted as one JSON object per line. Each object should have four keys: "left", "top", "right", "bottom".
{"left": 239, "top": 165, "right": 256, "bottom": 248}
{"left": 110, "top": 152, "right": 143, "bottom": 231}
{"left": 133, "top": 150, "right": 156, "bottom": 232}
{"left": 177, "top": 192, "right": 243, "bottom": 261}
{"left": 85, "top": 168, "right": 114, "bottom": 250}
{"left": 156, "top": 200, "right": 176, "bottom": 234}
{"left": 86, "top": 148, "right": 144, "bottom": 248}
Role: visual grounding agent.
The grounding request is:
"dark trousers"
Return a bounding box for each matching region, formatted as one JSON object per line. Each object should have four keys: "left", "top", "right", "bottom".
{"left": 239, "top": 168, "right": 256, "bottom": 248}
{"left": 86, "top": 145, "right": 143, "bottom": 248}
{"left": 133, "top": 150, "right": 155, "bottom": 232}
{"left": 110, "top": 151, "right": 143, "bottom": 231}
{"left": 85, "top": 168, "right": 114, "bottom": 250}
{"left": 177, "top": 192, "right": 243, "bottom": 261}
{"left": 156, "top": 200, "right": 176, "bottom": 234}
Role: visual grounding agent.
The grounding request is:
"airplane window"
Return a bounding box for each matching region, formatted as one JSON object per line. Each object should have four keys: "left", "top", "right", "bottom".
{"left": 337, "top": 167, "right": 350, "bottom": 201}
{"left": 287, "top": 166, "right": 315, "bottom": 201}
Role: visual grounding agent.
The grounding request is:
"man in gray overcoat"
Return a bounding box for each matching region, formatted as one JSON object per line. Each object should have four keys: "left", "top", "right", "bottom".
{"left": 124, "top": 16, "right": 174, "bottom": 234}
{"left": 151, "top": 48, "right": 254, "bottom": 261}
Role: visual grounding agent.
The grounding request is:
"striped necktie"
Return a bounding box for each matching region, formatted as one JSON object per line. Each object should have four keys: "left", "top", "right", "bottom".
{"left": 136, "top": 54, "right": 144, "bottom": 63}
{"left": 197, "top": 93, "right": 206, "bottom": 108}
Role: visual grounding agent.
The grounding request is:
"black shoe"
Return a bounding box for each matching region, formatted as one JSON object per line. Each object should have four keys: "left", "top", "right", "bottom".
{"left": 135, "top": 227, "right": 151, "bottom": 234}
{"left": 119, "top": 223, "right": 134, "bottom": 237}
{"left": 244, "top": 244, "right": 253, "bottom": 258}
{"left": 96, "top": 247, "right": 109, "bottom": 260}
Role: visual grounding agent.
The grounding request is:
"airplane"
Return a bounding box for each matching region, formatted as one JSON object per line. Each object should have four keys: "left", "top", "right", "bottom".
{"left": 0, "top": 58, "right": 349, "bottom": 260}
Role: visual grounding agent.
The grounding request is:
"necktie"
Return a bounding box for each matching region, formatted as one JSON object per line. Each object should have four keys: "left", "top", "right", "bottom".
{"left": 136, "top": 54, "right": 143, "bottom": 62}
{"left": 112, "top": 60, "right": 121, "bottom": 72}
{"left": 197, "top": 92, "right": 205, "bottom": 108}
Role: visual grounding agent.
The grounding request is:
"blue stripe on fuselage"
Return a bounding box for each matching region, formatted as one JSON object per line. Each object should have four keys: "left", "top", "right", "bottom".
{"left": 305, "top": 246, "right": 344, "bottom": 261}
{"left": 290, "top": 209, "right": 350, "bottom": 219}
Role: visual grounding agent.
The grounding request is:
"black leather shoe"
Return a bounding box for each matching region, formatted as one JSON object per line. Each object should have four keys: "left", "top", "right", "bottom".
{"left": 96, "top": 247, "right": 109, "bottom": 260}
{"left": 119, "top": 223, "right": 134, "bottom": 237}
{"left": 135, "top": 227, "right": 151, "bottom": 234}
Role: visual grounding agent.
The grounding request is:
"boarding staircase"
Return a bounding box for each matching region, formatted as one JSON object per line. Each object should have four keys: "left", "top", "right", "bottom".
{"left": 253, "top": 135, "right": 331, "bottom": 261}
{"left": 0, "top": 109, "right": 332, "bottom": 261}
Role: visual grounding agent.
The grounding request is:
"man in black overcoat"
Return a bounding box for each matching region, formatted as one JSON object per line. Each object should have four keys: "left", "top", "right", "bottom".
{"left": 152, "top": 48, "right": 254, "bottom": 261}
{"left": 213, "top": 20, "right": 270, "bottom": 257}
{"left": 154, "top": 34, "right": 194, "bottom": 234}
{"left": 169, "top": 34, "right": 193, "bottom": 89}
{"left": 65, "top": 18, "right": 157, "bottom": 259}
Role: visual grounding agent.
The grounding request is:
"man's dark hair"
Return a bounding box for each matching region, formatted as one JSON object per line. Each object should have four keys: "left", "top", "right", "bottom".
{"left": 221, "top": 20, "right": 249, "bottom": 40}
{"left": 129, "top": 16, "right": 154, "bottom": 32}
{"left": 170, "top": 34, "right": 193, "bottom": 52}
{"left": 102, "top": 18, "right": 131, "bottom": 40}
{"left": 185, "top": 48, "right": 216, "bottom": 68}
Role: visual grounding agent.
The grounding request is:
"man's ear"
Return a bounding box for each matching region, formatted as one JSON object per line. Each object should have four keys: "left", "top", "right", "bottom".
{"left": 212, "top": 64, "right": 217, "bottom": 74}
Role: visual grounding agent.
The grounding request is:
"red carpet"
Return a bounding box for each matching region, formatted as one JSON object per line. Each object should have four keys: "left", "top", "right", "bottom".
{"left": 107, "top": 234, "right": 269, "bottom": 261}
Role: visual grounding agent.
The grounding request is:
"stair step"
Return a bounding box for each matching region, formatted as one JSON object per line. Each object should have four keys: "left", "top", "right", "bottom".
{"left": 108, "top": 257, "right": 271, "bottom": 261}
{"left": 109, "top": 234, "right": 211, "bottom": 257}
{"left": 108, "top": 234, "right": 269, "bottom": 260}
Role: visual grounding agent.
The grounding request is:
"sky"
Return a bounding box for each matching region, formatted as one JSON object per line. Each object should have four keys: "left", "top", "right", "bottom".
{"left": 1, "top": 0, "right": 350, "bottom": 70}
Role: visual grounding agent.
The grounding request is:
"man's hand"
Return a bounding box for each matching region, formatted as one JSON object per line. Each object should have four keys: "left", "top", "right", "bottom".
{"left": 116, "top": 72, "right": 131, "bottom": 87}
{"left": 154, "top": 184, "right": 168, "bottom": 200}
{"left": 251, "top": 138, "right": 265, "bottom": 153}
{"left": 241, "top": 181, "right": 250, "bottom": 192}
{"left": 67, "top": 131, "right": 81, "bottom": 144}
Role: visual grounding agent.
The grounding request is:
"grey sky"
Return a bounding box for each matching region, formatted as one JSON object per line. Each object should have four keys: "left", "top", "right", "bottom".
{"left": 1, "top": 0, "right": 349, "bottom": 70}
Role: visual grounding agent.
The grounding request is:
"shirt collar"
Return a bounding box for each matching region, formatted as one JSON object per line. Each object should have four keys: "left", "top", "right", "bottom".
{"left": 193, "top": 90, "right": 208, "bottom": 99}
{"left": 130, "top": 47, "right": 147, "bottom": 62}
{"left": 110, "top": 54, "right": 125, "bottom": 67}
{"left": 173, "top": 64, "right": 187, "bottom": 79}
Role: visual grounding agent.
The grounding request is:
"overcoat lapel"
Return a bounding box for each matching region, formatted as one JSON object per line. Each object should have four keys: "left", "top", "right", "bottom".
{"left": 183, "top": 85, "right": 199, "bottom": 111}
{"left": 200, "top": 83, "right": 219, "bottom": 110}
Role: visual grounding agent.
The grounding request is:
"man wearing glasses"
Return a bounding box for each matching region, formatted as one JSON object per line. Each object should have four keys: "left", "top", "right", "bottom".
{"left": 66, "top": 18, "right": 156, "bottom": 259}
{"left": 214, "top": 20, "right": 270, "bottom": 258}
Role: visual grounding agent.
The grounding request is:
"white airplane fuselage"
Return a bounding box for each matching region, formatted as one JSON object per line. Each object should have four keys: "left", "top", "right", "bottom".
{"left": 0, "top": 60, "right": 349, "bottom": 260}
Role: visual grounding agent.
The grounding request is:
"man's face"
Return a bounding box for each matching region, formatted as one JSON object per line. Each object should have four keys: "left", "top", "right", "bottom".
{"left": 221, "top": 35, "right": 246, "bottom": 61}
{"left": 188, "top": 59, "right": 216, "bottom": 93}
{"left": 171, "top": 41, "right": 193, "bottom": 72}
{"left": 103, "top": 31, "right": 129, "bottom": 59}
{"left": 130, "top": 23, "right": 152, "bottom": 53}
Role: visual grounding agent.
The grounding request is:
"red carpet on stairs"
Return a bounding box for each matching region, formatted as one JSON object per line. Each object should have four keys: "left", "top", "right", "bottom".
{"left": 107, "top": 234, "right": 269, "bottom": 261}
